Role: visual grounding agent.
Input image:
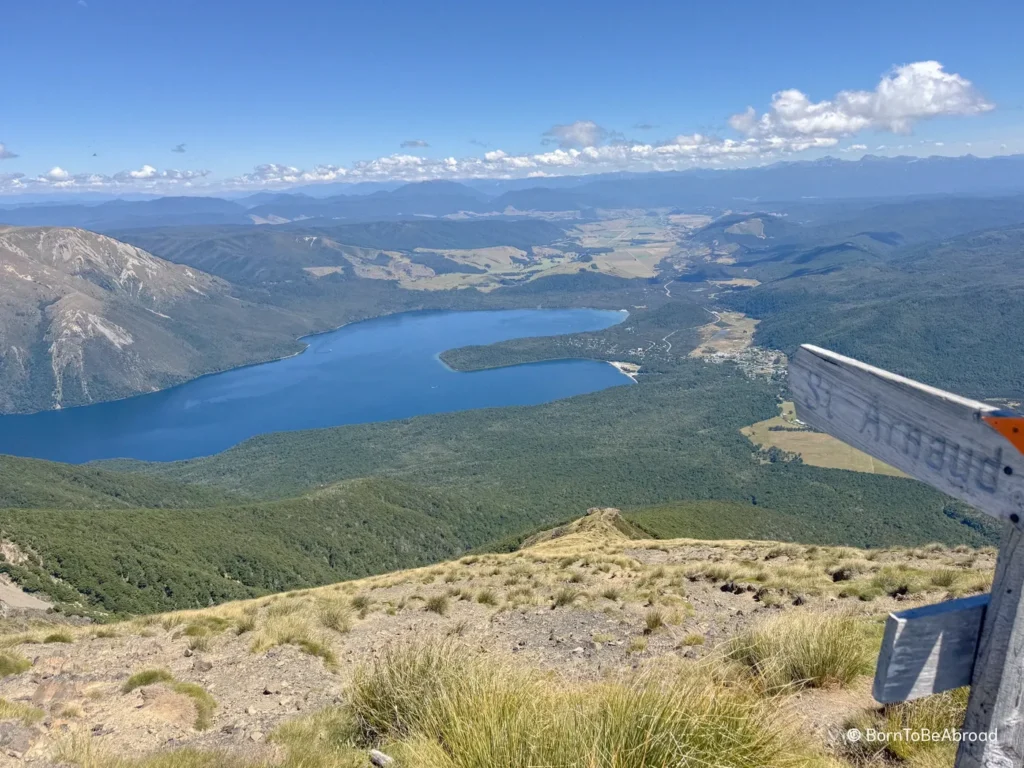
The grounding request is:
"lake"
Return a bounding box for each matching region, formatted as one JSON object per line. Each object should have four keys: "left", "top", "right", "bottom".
{"left": 0, "top": 309, "right": 632, "bottom": 463}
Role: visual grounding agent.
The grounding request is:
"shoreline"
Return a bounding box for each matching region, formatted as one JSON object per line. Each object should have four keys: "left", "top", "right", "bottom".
{"left": 606, "top": 361, "right": 641, "bottom": 381}
{"left": 2, "top": 307, "right": 631, "bottom": 420}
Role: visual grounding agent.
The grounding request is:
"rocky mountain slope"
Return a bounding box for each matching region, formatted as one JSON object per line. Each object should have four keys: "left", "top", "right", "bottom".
{"left": 0, "top": 508, "right": 992, "bottom": 766}
{"left": 0, "top": 227, "right": 309, "bottom": 413}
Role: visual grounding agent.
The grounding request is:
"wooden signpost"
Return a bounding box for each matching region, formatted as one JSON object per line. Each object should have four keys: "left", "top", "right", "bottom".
{"left": 789, "top": 344, "right": 1024, "bottom": 768}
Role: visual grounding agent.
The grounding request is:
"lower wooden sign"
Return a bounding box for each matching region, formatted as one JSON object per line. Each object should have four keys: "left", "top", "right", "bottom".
{"left": 874, "top": 594, "right": 989, "bottom": 703}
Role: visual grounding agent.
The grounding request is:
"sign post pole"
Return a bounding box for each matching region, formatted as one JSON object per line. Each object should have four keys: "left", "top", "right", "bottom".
{"left": 788, "top": 345, "right": 1024, "bottom": 767}
{"left": 955, "top": 519, "right": 1024, "bottom": 767}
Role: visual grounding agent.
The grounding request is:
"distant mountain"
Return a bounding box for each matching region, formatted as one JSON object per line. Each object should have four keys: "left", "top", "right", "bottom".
{"left": 232, "top": 191, "right": 317, "bottom": 209}
{"left": 246, "top": 180, "right": 494, "bottom": 222}
{"left": 110, "top": 227, "right": 356, "bottom": 284}
{"left": 4, "top": 155, "right": 1024, "bottom": 226}
{"left": 0, "top": 226, "right": 308, "bottom": 413}
{"left": 116, "top": 219, "right": 568, "bottom": 284}
{"left": 0, "top": 196, "right": 250, "bottom": 230}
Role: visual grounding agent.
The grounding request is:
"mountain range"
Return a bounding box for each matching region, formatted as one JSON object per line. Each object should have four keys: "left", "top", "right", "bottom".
{"left": 4, "top": 155, "right": 1024, "bottom": 231}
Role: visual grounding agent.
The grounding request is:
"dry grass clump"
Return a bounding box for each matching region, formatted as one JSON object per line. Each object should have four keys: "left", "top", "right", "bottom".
{"left": 52, "top": 737, "right": 257, "bottom": 768}
{"left": 0, "top": 650, "right": 30, "bottom": 678}
{"left": 317, "top": 598, "right": 353, "bottom": 633}
{"left": 643, "top": 609, "right": 665, "bottom": 634}
{"left": 552, "top": 588, "right": 579, "bottom": 608}
{"left": 120, "top": 669, "right": 216, "bottom": 730}
{"left": 0, "top": 697, "right": 45, "bottom": 724}
{"left": 122, "top": 668, "right": 175, "bottom": 693}
{"left": 351, "top": 594, "right": 372, "bottom": 618}
{"left": 627, "top": 636, "right": 648, "bottom": 654}
{"left": 844, "top": 687, "right": 968, "bottom": 765}
{"left": 727, "top": 613, "right": 876, "bottom": 692}
{"left": 425, "top": 595, "right": 449, "bottom": 615}
{"left": 349, "top": 642, "right": 826, "bottom": 768}
{"left": 250, "top": 614, "right": 336, "bottom": 666}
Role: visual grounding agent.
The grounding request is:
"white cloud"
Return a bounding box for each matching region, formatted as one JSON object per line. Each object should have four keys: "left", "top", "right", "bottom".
{"left": 0, "top": 143, "right": 17, "bottom": 160}
{"left": 730, "top": 61, "right": 992, "bottom": 140}
{"left": 172, "top": 143, "right": 187, "bottom": 153}
{"left": 400, "top": 139, "right": 430, "bottom": 148}
{"left": 542, "top": 120, "right": 608, "bottom": 148}
{"left": 0, "top": 61, "right": 1001, "bottom": 196}
{"left": 130, "top": 164, "right": 158, "bottom": 179}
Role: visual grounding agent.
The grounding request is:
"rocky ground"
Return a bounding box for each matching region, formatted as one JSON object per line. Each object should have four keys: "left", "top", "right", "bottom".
{"left": 0, "top": 509, "right": 995, "bottom": 766}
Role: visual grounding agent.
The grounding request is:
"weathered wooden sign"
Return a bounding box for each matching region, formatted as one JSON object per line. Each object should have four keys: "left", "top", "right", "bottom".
{"left": 790, "top": 345, "right": 1024, "bottom": 522}
{"left": 873, "top": 594, "right": 989, "bottom": 703}
{"left": 789, "top": 345, "right": 1024, "bottom": 768}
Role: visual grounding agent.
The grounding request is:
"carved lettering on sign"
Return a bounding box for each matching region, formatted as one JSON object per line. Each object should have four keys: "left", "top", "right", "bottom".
{"left": 790, "top": 344, "right": 1023, "bottom": 521}
{"left": 819, "top": 391, "right": 1003, "bottom": 496}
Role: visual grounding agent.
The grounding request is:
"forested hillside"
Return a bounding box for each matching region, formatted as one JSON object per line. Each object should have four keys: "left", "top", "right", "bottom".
{"left": 724, "top": 225, "right": 1024, "bottom": 397}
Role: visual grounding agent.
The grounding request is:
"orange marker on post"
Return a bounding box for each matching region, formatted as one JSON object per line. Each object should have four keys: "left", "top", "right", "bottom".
{"left": 983, "top": 410, "right": 1024, "bottom": 456}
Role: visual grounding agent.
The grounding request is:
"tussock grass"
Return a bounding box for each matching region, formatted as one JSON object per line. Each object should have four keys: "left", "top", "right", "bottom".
{"left": 727, "top": 614, "right": 875, "bottom": 692}
{"left": 425, "top": 595, "right": 449, "bottom": 615}
{"left": 123, "top": 668, "right": 174, "bottom": 693}
{"left": 56, "top": 702, "right": 83, "bottom": 718}
{"left": 350, "top": 642, "right": 825, "bottom": 768}
{"left": 172, "top": 682, "right": 216, "bottom": 731}
{"left": 234, "top": 614, "right": 256, "bottom": 635}
{"left": 627, "top": 636, "right": 648, "bottom": 654}
{"left": 0, "top": 697, "right": 44, "bottom": 724}
{"left": 270, "top": 707, "right": 365, "bottom": 767}
{"left": 43, "top": 630, "right": 74, "bottom": 644}
{"left": 475, "top": 589, "right": 497, "bottom": 606}
{"left": 0, "top": 650, "right": 30, "bottom": 677}
{"left": 250, "top": 615, "right": 337, "bottom": 666}
{"left": 351, "top": 594, "right": 371, "bottom": 617}
{"left": 844, "top": 687, "right": 968, "bottom": 765}
{"left": 929, "top": 568, "right": 960, "bottom": 588}
{"left": 120, "top": 668, "right": 215, "bottom": 730}
{"left": 644, "top": 609, "right": 665, "bottom": 634}
{"left": 266, "top": 599, "right": 302, "bottom": 618}
{"left": 317, "top": 599, "right": 352, "bottom": 633}
{"left": 552, "top": 588, "right": 579, "bottom": 608}
{"left": 52, "top": 736, "right": 254, "bottom": 768}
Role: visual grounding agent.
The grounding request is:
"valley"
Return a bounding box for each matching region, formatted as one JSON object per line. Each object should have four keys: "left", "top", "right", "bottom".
{"left": 3, "top": 183, "right": 1024, "bottom": 623}
{"left": 5, "top": 16, "right": 1024, "bottom": 766}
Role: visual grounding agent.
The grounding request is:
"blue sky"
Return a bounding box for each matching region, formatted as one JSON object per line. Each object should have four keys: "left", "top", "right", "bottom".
{"left": 2, "top": 0, "right": 1023, "bottom": 194}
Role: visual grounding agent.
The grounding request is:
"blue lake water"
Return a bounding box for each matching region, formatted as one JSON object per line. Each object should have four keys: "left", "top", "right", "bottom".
{"left": 0, "top": 309, "right": 631, "bottom": 463}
